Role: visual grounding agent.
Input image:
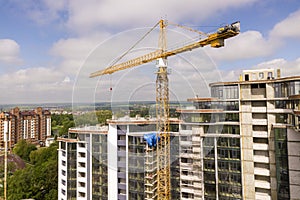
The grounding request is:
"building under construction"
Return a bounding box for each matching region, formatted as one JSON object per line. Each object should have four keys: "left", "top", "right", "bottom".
{"left": 58, "top": 68, "right": 300, "bottom": 200}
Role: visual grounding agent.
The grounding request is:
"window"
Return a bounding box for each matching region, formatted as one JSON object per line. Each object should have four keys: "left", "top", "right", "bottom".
{"left": 211, "top": 85, "right": 238, "bottom": 99}
{"left": 204, "top": 160, "right": 215, "bottom": 170}
{"left": 274, "top": 82, "right": 287, "bottom": 97}
{"left": 218, "top": 161, "right": 229, "bottom": 170}
{"left": 219, "top": 173, "right": 229, "bottom": 182}
{"left": 275, "top": 100, "right": 287, "bottom": 109}
{"left": 79, "top": 143, "right": 85, "bottom": 148}
{"left": 259, "top": 72, "right": 264, "bottom": 79}
{"left": 245, "top": 74, "right": 249, "bottom": 81}
{"left": 268, "top": 72, "right": 273, "bottom": 79}
{"left": 79, "top": 192, "right": 86, "bottom": 197}
{"left": 232, "top": 185, "right": 242, "bottom": 195}
{"left": 276, "top": 113, "right": 288, "bottom": 123}
{"left": 205, "top": 148, "right": 215, "bottom": 158}
{"left": 219, "top": 184, "right": 228, "bottom": 193}
{"left": 231, "top": 162, "right": 241, "bottom": 171}
{"left": 79, "top": 152, "right": 86, "bottom": 158}
{"left": 231, "top": 173, "right": 241, "bottom": 183}
{"left": 61, "top": 142, "right": 66, "bottom": 150}
{"left": 79, "top": 182, "right": 86, "bottom": 187}
{"left": 79, "top": 162, "right": 86, "bottom": 168}
{"left": 218, "top": 149, "right": 229, "bottom": 158}
{"left": 182, "top": 170, "right": 188, "bottom": 176}
{"left": 229, "top": 138, "right": 240, "bottom": 147}
{"left": 203, "top": 137, "right": 214, "bottom": 147}
{"left": 230, "top": 149, "right": 240, "bottom": 159}
{"left": 251, "top": 83, "right": 265, "bottom": 89}
{"left": 204, "top": 172, "right": 215, "bottom": 182}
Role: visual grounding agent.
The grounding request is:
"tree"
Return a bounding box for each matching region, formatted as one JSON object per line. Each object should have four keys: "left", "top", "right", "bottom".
{"left": 13, "top": 140, "right": 37, "bottom": 162}
{"left": 7, "top": 142, "right": 58, "bottom": 200}
{"left": 96, "top": 110, "right": 112, "bottom": 125}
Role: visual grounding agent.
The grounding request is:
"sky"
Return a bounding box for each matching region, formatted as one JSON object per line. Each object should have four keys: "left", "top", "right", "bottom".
{"left": 1, "top": 0, "right": 300, "bottom": 104}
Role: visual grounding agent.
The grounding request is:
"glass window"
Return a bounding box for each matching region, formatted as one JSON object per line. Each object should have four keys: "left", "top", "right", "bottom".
{"left": 276, "top": 113, "right": 288, "bottom": 123}
{"left": 274, "top": 82, "right": 287, "bottom": 98}
{"left": 218, "top": 161, "right": 229, "bottom": 170}
{"left": 268, "top": 72, "right": 273, "bottom": 79}
{"left": 231, "top": 162, "right": 241, "bottom": 171}
{"left": 230, "top": 149, "right": 240, "bottom": 159}
{"left": 211, "top": 85, "right": 238, "bottom": 99}
{"left": 259, "top": 72, "right": 264, "bottom": 79}
{"left": 231, "top": 173, "right": 241, "bottom": 183}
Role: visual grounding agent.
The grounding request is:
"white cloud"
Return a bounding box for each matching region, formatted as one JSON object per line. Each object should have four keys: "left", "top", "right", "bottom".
{"left": 206, "top": 31, "right": 278, "bottom": 62}
{"left": 270, "top": 9, "right": 300, "bottom": 39}
{"left": 11, "top": 0, "right": 68, "bottom": 25}
{"left": 252, "top": 57, "right": 300, "bottom": 78}
{"left": 66, "top": 0, "right": 257, "bottom": 34}
{"left": 0, "top": 67, "right": 73, "bottom": 104}
{"left": 0, "top": 39, "right": 22, "bottom": 65}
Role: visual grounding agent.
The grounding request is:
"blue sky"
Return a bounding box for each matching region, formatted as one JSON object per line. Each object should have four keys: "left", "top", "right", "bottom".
{"left": 0, "top": 0, "right": 300, "bottom": 104}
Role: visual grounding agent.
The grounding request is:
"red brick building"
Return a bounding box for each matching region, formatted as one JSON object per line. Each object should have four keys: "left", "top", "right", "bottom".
{"left": 0, "top": 107, "right": 51, "bottom": 149}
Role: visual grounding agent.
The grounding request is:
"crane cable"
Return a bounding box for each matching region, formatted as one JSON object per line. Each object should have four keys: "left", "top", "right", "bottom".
{"left": 109, "top": 21, "right": 161, "bottom": 67}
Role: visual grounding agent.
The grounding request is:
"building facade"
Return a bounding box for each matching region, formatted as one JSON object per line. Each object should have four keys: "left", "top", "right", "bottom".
{"left": 177, "top": 69, "right": 300, "bottom": 200}
{"left": 58, "top": 69, "right": 300, "bottom": 200}
{"left": 57, "top": 118, "right": 180, "bottom": 200}
{"left": 58, "top": 126, "right": 108, "bottom": 200}
{"left": 0, "top": 107, "right": 51, "bottom": 149}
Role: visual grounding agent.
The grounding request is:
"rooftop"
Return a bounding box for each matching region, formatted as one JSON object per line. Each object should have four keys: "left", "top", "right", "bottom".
{"left": 107, "top": 115, "right": 180, "bottom": 125}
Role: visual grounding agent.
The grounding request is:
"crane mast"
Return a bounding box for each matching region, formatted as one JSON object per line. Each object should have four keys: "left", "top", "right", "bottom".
{"left": 90, "top": 20, "right": 240, "bottom": 199}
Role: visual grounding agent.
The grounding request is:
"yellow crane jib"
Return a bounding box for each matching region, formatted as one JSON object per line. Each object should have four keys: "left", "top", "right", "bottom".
{"left": 89, "top": 21, "right": 240, "bottom": 78}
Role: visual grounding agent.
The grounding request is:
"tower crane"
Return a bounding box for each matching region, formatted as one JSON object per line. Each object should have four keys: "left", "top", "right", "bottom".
{"left": 90, "top": 20, "right": 240, "bottom": 199}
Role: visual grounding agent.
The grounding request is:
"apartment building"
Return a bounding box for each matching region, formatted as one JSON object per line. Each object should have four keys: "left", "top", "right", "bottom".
{"left": 58, "top": 68, "right": 300, "bottom": 200}
{"left": 177, "top": 68, "right": 300, "bottom": 200}
{"left": 0, "top": 107, "right": 51, "bottom": 149}
{"left": 58, "top": 126, "right": 108, "bottom": 200}
{"left": 57, "top": 118, "right": 180, "bottom": 200}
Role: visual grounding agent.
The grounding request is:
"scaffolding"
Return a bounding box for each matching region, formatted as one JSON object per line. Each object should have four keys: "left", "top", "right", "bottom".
{"left": 145, "top": 143, "right": 158, "bottom": 200}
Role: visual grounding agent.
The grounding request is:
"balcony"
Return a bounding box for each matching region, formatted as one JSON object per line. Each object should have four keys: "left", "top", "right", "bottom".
{"left": 180, "top": 140, "right": 192, "bottom": 146}
{"left": 192, "top": 136, "right": 201, "bottom": 142}
{"left": 181, "top": 186, "right": 194, "bottom": 194}
{"left": 255, "top": 193, "right": 271, "bottom": 200}
{"left": 118, "top": 194, "right": 126, "bottom": 200}
{"left": 180, "top": 130, "right": 192, "bottom": 135}
{"left": 255, "top": 180, "right": 271, "bottom": 189}
{"left": 254, "top": 168, "right": 270, "bottom": 176}
{"left": 253, "top": 143, "right": 268, "bottom": 150}
{"left": 252, "top": 131, "right": 268, "bottom": 138}
{"left": 252, "top": 107, "right": 267, "bottom": 113}
{"left": 117, "top": 151, "right": 126, "bottom": 157}
{"left": 117, "top": 140, "right": 126, "bottom": 146}
{"left": 253, "top": 155, "right": 269, "bottom": 163}
{"left": 77, "top": 157, "right": 86, "bottom": 163}
{"left": 193, "top": 147, "right": 201, "bottom": 153}
{"left": 252, "top": 119, "right": 267, "bottom": 125}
